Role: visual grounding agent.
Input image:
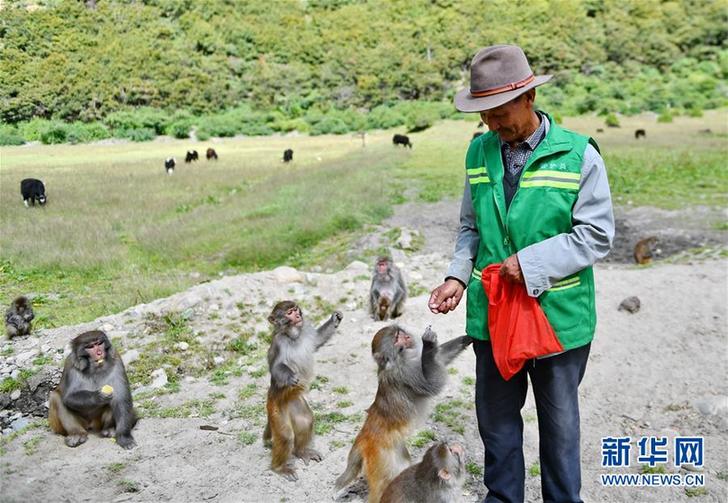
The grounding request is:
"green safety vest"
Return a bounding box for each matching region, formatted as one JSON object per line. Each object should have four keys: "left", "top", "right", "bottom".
{"left": 464, "top": 114, "right": 597, "bottom": 350}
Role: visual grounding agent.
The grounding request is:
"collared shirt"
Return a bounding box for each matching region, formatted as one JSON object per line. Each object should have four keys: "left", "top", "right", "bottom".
{"left": 501, "top": 112, "right": 547, "bottom": 208}
{"left": 446, "top": 114, "right": 615, "bottom": 298}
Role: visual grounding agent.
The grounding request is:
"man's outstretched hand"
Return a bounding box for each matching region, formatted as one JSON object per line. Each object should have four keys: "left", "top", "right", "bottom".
{"left": 428, "top": 279, "right": 465, "bottom": 314}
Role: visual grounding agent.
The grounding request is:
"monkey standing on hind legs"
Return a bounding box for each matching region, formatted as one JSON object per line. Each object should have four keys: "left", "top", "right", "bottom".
{"left": 48, "top": 330, "right": 137, "bottom": 449}
{"left": 335, "top": 325, "right": 472, "bottom": 503}
{"left": 263, "top": 301, "right": 343, "bottom": 481}
{"left": 5, "top": 296, "right": 34, "bottom": 338}
{"left": 380, "top": 441, "right": 466, "bottom": 503}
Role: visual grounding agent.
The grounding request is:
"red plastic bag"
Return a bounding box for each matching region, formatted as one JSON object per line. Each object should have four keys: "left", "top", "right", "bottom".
{"left": 481, "top": 263, "right": 563, "bottom": 380}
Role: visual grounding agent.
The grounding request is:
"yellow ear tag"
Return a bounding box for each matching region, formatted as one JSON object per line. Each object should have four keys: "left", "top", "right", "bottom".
{"left": 101, "top": 385, "right": 114, "bottom": 394}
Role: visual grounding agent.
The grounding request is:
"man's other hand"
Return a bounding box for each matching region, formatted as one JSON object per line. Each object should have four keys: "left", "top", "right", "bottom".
{"left": 428, "top": 279, "right": 465, "bottom": 314}
{"left": 500, "top": 254, "right": 524, "bottom": 283}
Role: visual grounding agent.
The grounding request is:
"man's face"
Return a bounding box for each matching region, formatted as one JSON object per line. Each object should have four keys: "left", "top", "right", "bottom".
{"left": 479, "top": 92, "right": 534, "bottom": 144}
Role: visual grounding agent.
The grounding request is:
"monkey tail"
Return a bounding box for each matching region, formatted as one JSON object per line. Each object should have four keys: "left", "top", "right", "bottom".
{"left": 335, "top": 444, "right": 363, "bottom": 490}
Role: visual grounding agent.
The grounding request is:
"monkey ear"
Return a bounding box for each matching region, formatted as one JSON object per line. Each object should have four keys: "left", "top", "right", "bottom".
{"left": 373, "top": 351, "right": 389, "bottom": 369}
{"left": 438, "top": 469, "right": 452, "bottom": 481}
{"left": 74, "top": 355, "right": 89, "bottom": 372}
{"left": 267, "top": 314, "right": 276, "bottom": 325}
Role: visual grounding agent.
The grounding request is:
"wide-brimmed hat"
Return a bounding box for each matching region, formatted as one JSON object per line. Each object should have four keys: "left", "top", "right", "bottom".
{"left": 454, "top": 45, "right": 552, "bottom": 113}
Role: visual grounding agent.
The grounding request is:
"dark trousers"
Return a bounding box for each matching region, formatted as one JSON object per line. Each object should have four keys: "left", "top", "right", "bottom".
{"left": 473, "top": 339, "right": 590, "bottom": 503}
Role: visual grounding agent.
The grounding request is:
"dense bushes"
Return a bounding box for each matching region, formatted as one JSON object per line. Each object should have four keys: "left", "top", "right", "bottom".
{"left": 0, "top": 0, "right": 725, "bottom": 145}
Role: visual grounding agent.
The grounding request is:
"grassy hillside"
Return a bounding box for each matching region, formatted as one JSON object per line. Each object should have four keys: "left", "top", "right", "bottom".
{"left": 1, "top": 110, "right": 726, "bottom": 326}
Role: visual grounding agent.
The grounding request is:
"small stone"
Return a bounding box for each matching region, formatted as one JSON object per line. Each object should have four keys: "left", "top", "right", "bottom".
{"left": 272, "top": 266, "right": 306, "bottom": 284}
{"left": 122, "top": 349, "right": 140, "bottom": 366}
{"left": 149, "top": 369, "right": 168, "bottom": 389}
{"left": 41, "top": 344, "right": 52, "bottom": 354}
{"left": 101, "top": 323, "right": 115, "bottom": 332}
{"left": 15, "top": 349, "right": 40, "bottom": 366}
{"left": 213, "top": 356, "right": 225, "bottom": 365}
{"left": 694, "top": 396, "right": 728, "bottom": 417}
{"left": 10, "top": 390, "right": 21, "bottom": 401}
{"left": 10, "top": 416, "right": 29, "bottom": 432}
{"left": 184, "top": 376, "right": 197, "bottom": 383}
{"left": 174, "top": 342, "right": 189, "bottom": 351}
{"left": 618, "top": 296, "right": 641, "bottom": 314}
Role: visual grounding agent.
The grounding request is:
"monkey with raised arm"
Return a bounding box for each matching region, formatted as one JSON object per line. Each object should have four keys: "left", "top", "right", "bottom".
{"left": 370, "top": 256, "right": 407, "bottom": 321}
{"left": 263, "top": 301, "right": 343, "bottom": 481}
{"left": 380, "top": 441, "right": 466, "bottom": 503}
{"left": 48, "top": 330, "right": 137, "bottom": 449}
{"left": 5, "top": 296, "right": 34, "bottom": 338}
{"left": 335, "top": 325, "right": 471, "bottom": 502}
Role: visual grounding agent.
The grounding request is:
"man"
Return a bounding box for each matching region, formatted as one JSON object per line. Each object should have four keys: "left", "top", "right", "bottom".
{"left": 428, "top": 45, "right": 614, "bottom": 503}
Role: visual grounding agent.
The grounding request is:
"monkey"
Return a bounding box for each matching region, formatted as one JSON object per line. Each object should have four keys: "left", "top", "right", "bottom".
{"left": 206, "top": 148, "right": 218, "bottom": 160}
{"left": 634, "top": 128, "right": 646, "bottom": 139}
{"left": 48, "top": 330, "right": 137, "bottom": 449}
{"left": 370, "top": 256, "right": 407, "bottom": 321}
{"left": 634, "top": 236, "right": 658, "bottom": 265}
{"left": 262, "top": 301, "right": 343, "bottom": 481}
{"left": 380, "top": 441, "right": 465, "bottom": 503}
{"left": 335, "top": 325, "right": 472, "bottom": 503}
{"left": 5, "top": 296, "right": 34, "bottom": 338}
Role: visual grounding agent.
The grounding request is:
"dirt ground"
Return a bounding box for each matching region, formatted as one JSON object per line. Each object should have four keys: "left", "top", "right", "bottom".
{"left": 1, "top": 200, "right": 726, "bottom": 503}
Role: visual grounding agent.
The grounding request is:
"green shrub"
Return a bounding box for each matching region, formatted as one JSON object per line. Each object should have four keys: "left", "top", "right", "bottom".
{"left": 658, "top": 110, "right": 674, "bottom": 123}
{"left": 167, "top": 121, "right": 191, "bottom": 139}
{"left": 116, "top": 128, "right": 156, "bottom": 142}
{"left": 605, "top": 113, "right": 620, "bottom": 128}
{"left": 366, "top": 105, "right": 406, "bottom": 129}
{"left": 309, "top": 116, "right": 349, "bottom": 135}
{"left": 105, "top": 108, "right": 170, "bottom": 135}
{"left": 40, "top": 123, "right": 69, "bottom": 144}
{"left": 0, "top": 125, "right": 25, "bottom": 145}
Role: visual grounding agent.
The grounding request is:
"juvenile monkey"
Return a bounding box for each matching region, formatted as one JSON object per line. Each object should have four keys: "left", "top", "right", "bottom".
{"left": 263, "top": 301, "right": 343, "bottom": 481}
{"left": 370, "top": 256, "right": 407, "bottom": 321}
{"left": 335, "top": 325, "right": 471, "bottom": 502}
{"left": 380, "top": 441, "right": 466, "bottom": 503}
{"left": 5, "top": 296, "right": 34, "bottom": 338}
{"left": 634, "top": 236, "right": 658, "bottom": 265}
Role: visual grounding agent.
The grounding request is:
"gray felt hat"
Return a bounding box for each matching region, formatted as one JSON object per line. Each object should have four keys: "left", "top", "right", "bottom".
{"left": 454, "top": 45, "right": 552, "bottom": 113}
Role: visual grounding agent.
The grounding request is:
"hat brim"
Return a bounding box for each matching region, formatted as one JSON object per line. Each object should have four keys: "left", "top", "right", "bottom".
{"left": 454, "top": 75, "right": 553, "bottom": 113}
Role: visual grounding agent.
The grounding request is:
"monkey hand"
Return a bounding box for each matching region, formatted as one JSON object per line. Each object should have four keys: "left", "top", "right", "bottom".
{"left": 422, "top": 326, "right": 438, "bottom": 346}
{"left": 286, "top": 373, "right": 300, "bottom": 387}
{"left": 97, "top": 388, "right": 114, "bottom": 403}
{"left": 455, "top": 335, "right": 474, "bottom": 348}
{"left": 331, "top": 311, "right": 343, "bottom": 327}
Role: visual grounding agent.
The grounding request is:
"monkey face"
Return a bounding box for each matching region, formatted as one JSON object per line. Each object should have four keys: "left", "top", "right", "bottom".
{"left": 393, "top": 330, "right": 414, "bottom": 350}
{"left": 72, "top": 331, "right": 112, "bottom": 370}
{"left": 84, "top": 338, "right": 107, "bottom": 364}
{"left": 285, "top": 306, "right": 303, "bottom": 328}
{"left": 432, "top": 441, "right": 465, "bottom": 482}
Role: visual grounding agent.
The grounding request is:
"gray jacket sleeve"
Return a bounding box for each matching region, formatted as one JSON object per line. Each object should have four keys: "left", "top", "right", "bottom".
{"left": 445, "top": 177, "right": 479, "bottom": 286}
{"left": 517, "top": 144, "right": 615, "bottom": 297}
